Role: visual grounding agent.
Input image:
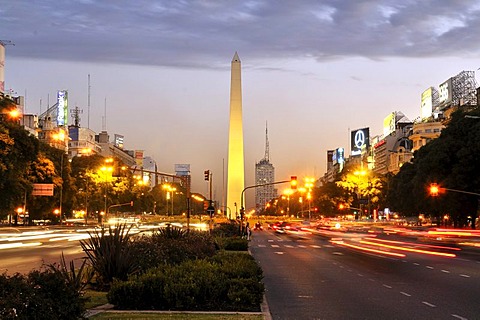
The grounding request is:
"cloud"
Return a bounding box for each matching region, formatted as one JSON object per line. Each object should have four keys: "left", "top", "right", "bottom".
{"left": 2, "top": 0, "right": 480, "bottom": 68}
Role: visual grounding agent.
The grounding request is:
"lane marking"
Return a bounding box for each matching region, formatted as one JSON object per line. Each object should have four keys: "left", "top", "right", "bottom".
{"left": 400, "top": 292, "right": 411, "bottom": 297}
{"left": 332, "top": 252, "right": 344, "bottom": 255}
{"left": 413, "top": 262, "right": 420, "bottom": 266}
{"left": 460, "top": 274, "right": 471, "bottom": 278}
{"left": 383, "top": 284, "right": 392, "bottom": 289}
{"left": 298, "top": 295, "right": 313, "bottom": 298}
{"left": 258, "top": 244, "right": 266, "bottom": 247}
{"left": 268, "top": 240, "right": 274, "bottom": 242}
{"left": 441, "top": 269, "right": 450, "bottom": 273}
{"left": 357, "top": 273, "right": 364, "bottom": 277}
{"left": 298, "top": 245, "right": 307, "bottom": 248}
{"left": 369, "top": 278, "right": 376, "bottom": 282}
{"left": 285, "top": 245, "right": 294, "bottom": 248}
{"left": 422, "top": 301, "right": 436, "bottom": 308}
{"left": 311, "top": 245, "right": 321, "bottom": 248}
{"left": 451, "top": 314, "right": 468, "bottom": 320}
{"left": 271, "top": 244, "right": 280, "bottom": 248}
{"left": 426, "top": 266, "right": 434, "bottom": 269}
{"left": 275, "top": 252, "right": 284, "bottom": 255}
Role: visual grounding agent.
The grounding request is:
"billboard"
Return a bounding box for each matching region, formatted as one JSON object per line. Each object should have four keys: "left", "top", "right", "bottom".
{"left": 383, "top": 112, "right": 396, "bottom": 137}
{"left": 351, "top": 128, "right": 369, "bottom": 156}
{"left": 56, "top": 90, "right": 68, "bottom": 126}
{"left": 32, "top": 183, "right": 54, "bottom": 196}
{"left": 439, "top": 78, "right": 452, "bottom": 105}
{"left": 135, "top": 150, "right": 144, "bottom": 167}
{"left": 175, "top": 164, "right": 191, "bottom": 176}
{"left": 114, "top": 134, "right": 124, "bottom": 149}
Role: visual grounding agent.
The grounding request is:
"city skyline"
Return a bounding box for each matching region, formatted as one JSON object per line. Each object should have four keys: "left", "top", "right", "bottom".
{"left": 2, "top": 1, "right": 480, "bottom": 207}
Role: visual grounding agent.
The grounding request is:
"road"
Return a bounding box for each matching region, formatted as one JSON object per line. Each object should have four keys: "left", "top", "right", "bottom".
{"left": 250, "top": 228, "right": 480, "bottom": 320}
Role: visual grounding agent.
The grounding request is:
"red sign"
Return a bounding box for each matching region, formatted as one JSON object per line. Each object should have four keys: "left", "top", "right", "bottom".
{"left": 32, "top": 183, "right": 54, "bottom": 196}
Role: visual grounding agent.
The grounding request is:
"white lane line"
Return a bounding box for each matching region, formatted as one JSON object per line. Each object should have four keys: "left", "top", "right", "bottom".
{"left": 369, "top": 278, "right": 376, "bottom": 282}
{"left": 271, "top": 244, "right": 280, "bottom": 248}
{"left": 422, "top": 301, "right": 436, "bottom": 308}
{"left": 268, "top": 240, "right": 274, "bottom": 242}
{"left": 298, "top": 245, "right": 306, "bottom": 248}
{"left": 275, "top": 252, "right": 284, "bottom": 255}
{"left": 441, "top": 269, "right": 450, "bottom": 273}
{"left": 258, "top": 244, "right": 266, "bottom": 247}
{"left": 383, "top": 284, "right": 392, "bottom": 289}
{"left": 357, "top": 273, "right": 364, "bottom": 277}
{"left": 413, "top": 262, "right": 420, "bottom": 266}
{"left": 460, "top": 274, "right": 471, "bottom": 278}
{"left": 400, "top": 292, "right": 411, "bottom": 297}
{"left": 426, "top": 266, "right": 434, "bottom": 269}
{"left": 332, "top": 252, "right": 344, "bottom": 255}
{"left": 284, "top": 245, "right": 294, "bottom": 248}
{"left": 311, "top": 245, "right": 321, "bottom": 248}
{"left": 451, "top": 314, "right": 468, "bottom": 320}
{"left": 347, "top": 269, "right": 353, "bottom": 272}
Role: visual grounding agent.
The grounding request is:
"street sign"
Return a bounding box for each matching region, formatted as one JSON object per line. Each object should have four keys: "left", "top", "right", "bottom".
{"left": 32, "top": 183, "right": 54, "bottom": 196}
{"left": 206, "top": 206, "right": 215, "bottom": 216}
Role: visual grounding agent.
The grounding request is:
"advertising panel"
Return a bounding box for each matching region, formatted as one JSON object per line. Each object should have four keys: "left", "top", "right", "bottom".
{"left": 56, "top": 90, "right": 68, "bottom": 126}
{"left": 351, "top": 127, "right": 369, "bottom": 156}
{"left": 32, "top": 183, "right": 54, "bottom": 196}
{"left": 421, "top": 87, "right": 434, "bottom": 119}
{"left": 114, "top": 134, "right": 124, "bottom": 149}
{"left": 135, "top": 150, "right": 144, "bottom": 167}
{"left": 383, "top": 112, "right": 396, "bottom": 137}
{"left": 439, "top": 78, "right": 452, "bottom": 105}
{"left": 175, "top": 164, "right": 191, "bottom": 176}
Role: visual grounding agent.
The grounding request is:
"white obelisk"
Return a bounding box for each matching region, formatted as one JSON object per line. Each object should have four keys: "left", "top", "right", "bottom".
{"left": 227, "top": 52, "right": 245, "bottom": 219}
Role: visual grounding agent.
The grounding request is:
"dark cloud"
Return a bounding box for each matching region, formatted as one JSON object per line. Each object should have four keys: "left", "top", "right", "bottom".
{"left": 2, "top": 0, "right": 480, "bottom": 67}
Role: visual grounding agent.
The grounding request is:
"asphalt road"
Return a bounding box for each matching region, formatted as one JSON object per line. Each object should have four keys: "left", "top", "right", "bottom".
{"left": 249, "top": 229, "right": 480, "bottom": 320}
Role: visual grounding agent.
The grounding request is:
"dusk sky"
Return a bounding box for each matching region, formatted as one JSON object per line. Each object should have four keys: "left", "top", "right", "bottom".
{"left": 2, "top": 1, "right": 480, "bottom": 206}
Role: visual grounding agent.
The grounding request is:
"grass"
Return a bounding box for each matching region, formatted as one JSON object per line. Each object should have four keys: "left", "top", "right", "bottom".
{"left": 90, "top": 312, "right": 263, "bottom": 319}
{"left": 84, "top": 290, "right": 109, "bottom": 309}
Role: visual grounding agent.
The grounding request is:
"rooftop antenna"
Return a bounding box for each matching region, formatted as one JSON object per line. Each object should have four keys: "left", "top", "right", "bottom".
{"left": 102, "top": 96, "right": 107, "bottom": 131}
{"left": 71, "top": 105, "right": 83, "bottom": 127}
{"left": 264, "top": 121, "right": 270, "bottom": 162}
{"left": 87, "top": 74, "right": 91, "bottom": 129}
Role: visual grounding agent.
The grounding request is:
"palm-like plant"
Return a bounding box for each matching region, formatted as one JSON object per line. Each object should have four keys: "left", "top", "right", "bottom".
{"left": 80, "top": 223, "right": 139, "bottom": 289}
{"left": 48, "top": 252, "right": 94, "bottom": 293}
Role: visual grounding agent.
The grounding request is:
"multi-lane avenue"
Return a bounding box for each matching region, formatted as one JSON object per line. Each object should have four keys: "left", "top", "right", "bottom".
{"left": 250, "top": 225, "right": 480, "bottom": 320}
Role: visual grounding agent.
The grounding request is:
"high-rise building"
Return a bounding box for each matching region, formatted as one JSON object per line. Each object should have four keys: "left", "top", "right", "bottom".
{"left": 255, "top": 123, "right": 276, "bottom": 213}
{"left": 226, "top": 52, "right": 245, "bottom": 219}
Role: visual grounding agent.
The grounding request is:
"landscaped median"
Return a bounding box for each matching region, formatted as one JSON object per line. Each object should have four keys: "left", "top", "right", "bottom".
{"left": 0, "top": 222, "right": 265, "bottom": 319}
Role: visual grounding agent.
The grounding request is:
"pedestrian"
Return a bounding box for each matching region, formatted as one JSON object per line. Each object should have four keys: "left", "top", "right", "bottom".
{"left": 246, "top": 222, "right": 251, "bottom": 240}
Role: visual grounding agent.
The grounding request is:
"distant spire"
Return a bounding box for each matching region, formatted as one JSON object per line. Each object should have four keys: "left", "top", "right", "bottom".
{"left": 264, "top": 121, "right": 270, "bottom": 162}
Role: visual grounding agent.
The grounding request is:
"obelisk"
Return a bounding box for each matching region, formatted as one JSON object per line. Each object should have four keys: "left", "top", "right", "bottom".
{"left": 227, "top": 52, "right": 245, "bottom": 220}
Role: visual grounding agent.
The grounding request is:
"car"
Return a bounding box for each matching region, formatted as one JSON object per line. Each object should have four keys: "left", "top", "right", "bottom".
{"left": 253, "top": 222, "right": 263, "bottom": 231}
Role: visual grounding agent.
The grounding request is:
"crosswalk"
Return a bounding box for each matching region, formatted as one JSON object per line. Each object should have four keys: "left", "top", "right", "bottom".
{"left": 253, "top": 238, "right": 333, "bottom": 250}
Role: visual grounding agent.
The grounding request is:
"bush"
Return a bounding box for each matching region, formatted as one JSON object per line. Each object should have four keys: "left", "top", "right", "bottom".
{"left": 211, "top": 221, "right": 242, "bottom": 237}
{"left": 80, "top": 223, "right": 139, "bottom": 289}
{"left": 129, "top": 227, "right": 217, "bottom": 272}
{"left": 0, "top": 269, "right": 86, "bottom": 320}
{"left": 108, "top": 252, "right": 264, "bottom": 312}
{"left": 215, "top": 237, "right": 249, "bottom": 251}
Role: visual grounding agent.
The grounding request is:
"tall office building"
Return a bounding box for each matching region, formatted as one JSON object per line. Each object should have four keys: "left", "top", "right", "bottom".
{"left": 255, "top": 123, "right": 276, "bottom": 213}
{"left": 226, "top": 52, "right": 245, "bottom": 219}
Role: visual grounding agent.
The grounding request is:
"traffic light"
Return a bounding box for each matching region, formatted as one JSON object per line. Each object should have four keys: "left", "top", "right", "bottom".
{"left": 204, "top": 170, "right": 210, "bottom": 181}
{"left": 429, "top": 183, "right": 440, "bottom": 196}
{"left": 290, "top": 176, "right": 297, "bottom": 189}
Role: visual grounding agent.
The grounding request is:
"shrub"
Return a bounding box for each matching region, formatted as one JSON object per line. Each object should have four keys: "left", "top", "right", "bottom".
{"left": 129, "top": 227, "right": 216, "bottom": 272}
{"left": 80, "top": 223, "right": 140, "bottom": 289}
{"left": 216, "top": 237, "right": 249, "bottom": 251}
{"left": 0, "top": 269, "right": 86, "bottom": 320}
{"left": 211, "top": 221, "right": 242, "bottom": 237}
{"left": 108, "top": 252, "right": 264, "bottom": 312}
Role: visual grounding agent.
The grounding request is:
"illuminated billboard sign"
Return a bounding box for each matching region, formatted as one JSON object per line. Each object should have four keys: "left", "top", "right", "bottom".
{"left": 383, "top": 112, "right": 396, "bottom": 137}
{"left": 421, "top": 87, "right": 434, "bottom": 119}
{"left": 135, "top": 150, "right": 144, "bottom": 167}
{"left": 56, "top": 90, "right": 68, "bottom": 126}
{"left": 439, "top": 78, "right": 452, "bottom": 105}
{"left": 114, "top": 134, "right": 124, "bottom": 149}
{"left": 175, "top": 164, "right": 191, "bottom": 176}
{"left": 351, "top": 128, "right": 369, "bottom": 156}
